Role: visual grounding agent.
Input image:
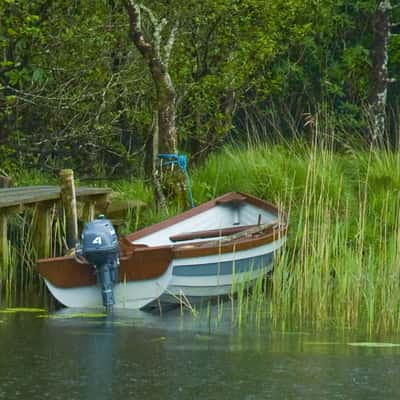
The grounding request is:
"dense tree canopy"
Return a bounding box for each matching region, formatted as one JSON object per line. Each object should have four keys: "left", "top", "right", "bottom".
{"left": 0, "top": 0, "right": 399, "bottom": 176}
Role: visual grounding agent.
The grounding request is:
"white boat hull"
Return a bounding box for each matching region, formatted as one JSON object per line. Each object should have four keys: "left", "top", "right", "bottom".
{"left": 37, "top": 192, "right": 288, "bottom": 310}
{"left": 44, "top": 267, "right": 173, "bottom": 309}
{"left": 160, "top": 238, "right": 283, "bottom": 304}
{"left": 44, "top": 238, "right": 283, "bottom": 309}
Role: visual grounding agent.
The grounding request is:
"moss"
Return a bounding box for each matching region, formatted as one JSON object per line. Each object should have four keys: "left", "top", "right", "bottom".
{"left": 0, "top": 308, "right": 47, "bottom": 314}
{"left": 37, "top": 312, "right": 107, "bottom": 319}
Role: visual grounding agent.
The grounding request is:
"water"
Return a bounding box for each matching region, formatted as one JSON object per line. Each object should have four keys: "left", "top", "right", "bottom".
{"left": 1, "top": 304, "right": 400, "bottom": 400}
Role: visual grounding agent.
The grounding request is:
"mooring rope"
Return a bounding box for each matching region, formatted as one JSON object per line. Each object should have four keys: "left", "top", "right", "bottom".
{"left": 158, "top": 152, "right": 195, "bottom": 208}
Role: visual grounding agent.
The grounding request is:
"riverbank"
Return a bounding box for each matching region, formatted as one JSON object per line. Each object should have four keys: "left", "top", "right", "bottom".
{"left": 3, "top": 140, "right": 400, "bottom": 333}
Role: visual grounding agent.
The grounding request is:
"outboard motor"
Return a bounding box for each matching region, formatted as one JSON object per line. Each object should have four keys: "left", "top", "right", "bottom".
{"left": 78, "top": 216, "right": 119, "bottom": 312}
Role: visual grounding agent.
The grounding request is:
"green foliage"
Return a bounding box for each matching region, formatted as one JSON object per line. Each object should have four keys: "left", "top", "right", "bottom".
{"left": 172, "top": 0, "right": 316, "bottom": 148}
{"left": 0, "top": 0, "right": 399, "bottom": 175}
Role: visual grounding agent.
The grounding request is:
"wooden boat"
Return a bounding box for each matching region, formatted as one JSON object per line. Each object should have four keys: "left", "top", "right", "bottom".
{"left": 36, "top": 192, "right": 287, "bottom": 309}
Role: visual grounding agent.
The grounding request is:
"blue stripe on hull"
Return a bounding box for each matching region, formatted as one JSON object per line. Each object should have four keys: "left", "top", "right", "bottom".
{"left": 172, "top": 252, "right": 274, "bottom": 276}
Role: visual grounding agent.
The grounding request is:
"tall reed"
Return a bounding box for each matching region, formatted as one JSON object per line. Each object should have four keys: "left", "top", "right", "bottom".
{"left": 4, "top": 128, "right": 400, "bottom": 334}
{"left": 1, "top": 207, "right": 67, "bottom": 305}
{"left": 192, "top": 135, "right": 400, "bottom": 333}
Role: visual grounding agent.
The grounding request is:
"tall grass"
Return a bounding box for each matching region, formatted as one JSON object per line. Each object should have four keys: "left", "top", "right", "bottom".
{"left": 0, "top": 207, "right": 66, "bottom": 306}
{"left": 3, "top": 128, "right": 400, "bottom": 334}
{"left": 191, "top": 138, "right": 400, "bottom": 333}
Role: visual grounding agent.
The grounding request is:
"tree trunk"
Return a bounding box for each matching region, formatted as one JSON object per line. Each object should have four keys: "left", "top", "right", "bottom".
{"left": 123, "top": 0, "right": 178, "bottom": 153}
{"left": 370, "top": 0, "right": 391, "bottom": 146}
{"left": 152, "top": 63, "right": 178, "bottom": 154}
{"left": 123, "top": 0, "right": 187, "bottom": 210}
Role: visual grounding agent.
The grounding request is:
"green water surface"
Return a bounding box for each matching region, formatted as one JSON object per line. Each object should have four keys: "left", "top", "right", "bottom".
{"left": 0, "top": 304, "right": 399, "bottom": 400}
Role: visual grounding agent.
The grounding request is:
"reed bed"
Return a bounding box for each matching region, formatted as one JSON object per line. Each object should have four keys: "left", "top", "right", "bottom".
{"left": 0, "top": 207, "right": 66, "bottom": 306}
{"left": 191, "top": 138, "right": 400, "bottom": 334}
{"left": 3, "top": 130, "right": 400, "bottom": 334}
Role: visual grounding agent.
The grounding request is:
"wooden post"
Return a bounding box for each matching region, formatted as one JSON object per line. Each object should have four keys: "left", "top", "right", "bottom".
{"left": 60, "top": 169, "right": 78, "bottom": 249}
{"left": 0, "top": 212, "right": 8, "bottom": 277}
{"left": 0, "top": 176, "right": 12, "bottom": 188}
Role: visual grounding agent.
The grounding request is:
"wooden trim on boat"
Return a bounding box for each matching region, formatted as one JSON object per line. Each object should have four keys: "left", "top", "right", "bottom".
{"left": 215, "top": 192, "right": 247, "bottom": 204}
{"left": 119, "top": 236, "right": 147, "bottom": 256}
{"left": 169, "top": 224, "right": 260, "bottom": 242}
{"left": 36, "top": 246, "right": 173, "bottom": 288}
{"left": 172, "top": 224, "right": 287, "bottom": 258}
{"left": 120, "top": 246, "right": 172, "bottom": 282}
{"left": 36, "top": 223, "right": 287, "bottom": 288}
{"left": 126, "top": 192, "right": 286, "bottom": 242}
{"left": 36, "top": 256, "right": 96, "bottom": 288}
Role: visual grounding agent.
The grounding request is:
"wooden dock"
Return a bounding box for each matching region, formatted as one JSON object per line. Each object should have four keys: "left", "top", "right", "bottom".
{"left": 0, "top": 184, "right": 112, "bottom": 268}
{"left": 0, "top": 186, "right": 111, "bottom": 209}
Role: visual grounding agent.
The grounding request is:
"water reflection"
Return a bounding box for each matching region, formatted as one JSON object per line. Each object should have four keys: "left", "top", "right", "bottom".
{"left": 0, "top": 305, "right": 400, "bottom": 399}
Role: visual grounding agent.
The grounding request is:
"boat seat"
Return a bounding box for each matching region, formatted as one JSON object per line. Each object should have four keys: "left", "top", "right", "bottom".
{"left": 215, "top": 193, "right": 247, "bottom": 204}
{"left": 169, "top": 224, "right": 259, "bottom": 242}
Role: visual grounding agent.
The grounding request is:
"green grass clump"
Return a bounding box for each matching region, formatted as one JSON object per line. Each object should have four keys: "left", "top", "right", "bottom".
{"left": 106, "top": 179, "right": 154, "bottom": 204}
{"left": 191, "top": 140, "right": 400, "bottom": 334}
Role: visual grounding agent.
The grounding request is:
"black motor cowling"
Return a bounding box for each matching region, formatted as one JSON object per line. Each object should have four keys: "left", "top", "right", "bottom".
{"left": 78, "top": 216, "right": 119, "bottom": 312}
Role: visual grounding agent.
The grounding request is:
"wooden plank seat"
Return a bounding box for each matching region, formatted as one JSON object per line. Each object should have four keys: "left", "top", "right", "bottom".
{"left": 215, "top": 193, "right": 247, "bottom": 205}
{"left": 169, "top": 222, "right": 277, "bottom": 242}
{"left": 169, "top": 225, "right": 259, "bottom": 242}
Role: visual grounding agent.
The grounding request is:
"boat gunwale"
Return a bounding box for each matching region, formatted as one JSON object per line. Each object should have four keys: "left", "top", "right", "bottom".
{"left": 36, "top": 223, "right": 287, "bottom": 288}
{"left": 37, "top": 222, "right": 287, "bottom": 264}
{"left": 125, "top": 191, "right": 287, "bottom": 242}
{"left": 35, "top": 192, "right": 288, "bottom": 288}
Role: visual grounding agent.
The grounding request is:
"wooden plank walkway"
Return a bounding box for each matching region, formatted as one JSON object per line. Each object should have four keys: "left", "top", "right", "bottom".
{"left": 0, "top": 186, "right": 111, "bottom": 210}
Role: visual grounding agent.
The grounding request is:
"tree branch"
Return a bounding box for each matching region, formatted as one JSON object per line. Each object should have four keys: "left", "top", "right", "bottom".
{"left": 139, "top": 5, "right": 167, "bottom": 59}
{"left": 95, "top": 74, "right": 115, "bottom": 124}
{"left": 378, "top": 0, "right": 391, "bottom": 12}
{"left": 164, "top": 20, "right": 179, "bottom": 66}
{"left": 138, "top": 4, "right": 157, "bottom": 26}
{"left": 122, "top": 0, "right": 154, "bottom": 63}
